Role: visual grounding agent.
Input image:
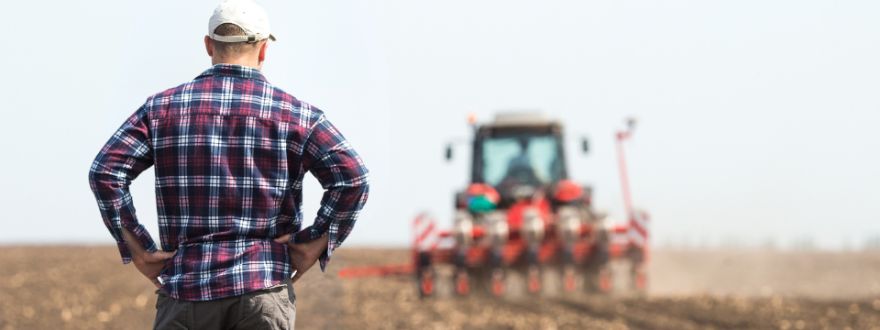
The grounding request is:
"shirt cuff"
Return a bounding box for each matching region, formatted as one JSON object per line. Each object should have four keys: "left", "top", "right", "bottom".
{"left": 291, "top": 225, "right": 318, "bottom": 244}
{"left": 116, "top": 223, "right": 158, "bottom": 264}
{"left": 117, "top": 241, "right": 134, "bottom": 264}
{"left": 318, "top": 230, "right": 336, "bottom": 272}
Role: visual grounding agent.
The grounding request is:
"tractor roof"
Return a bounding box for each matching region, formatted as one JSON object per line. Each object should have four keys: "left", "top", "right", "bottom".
{"left": 487, "top": 112, "right": 560, "bottom": 128}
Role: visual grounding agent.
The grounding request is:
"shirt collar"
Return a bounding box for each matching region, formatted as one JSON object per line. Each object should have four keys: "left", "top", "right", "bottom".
{"left": 196, "top": 64, "right": 267, "bottom": 81}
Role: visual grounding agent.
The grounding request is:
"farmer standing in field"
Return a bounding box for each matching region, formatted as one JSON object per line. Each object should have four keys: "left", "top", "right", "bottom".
{"left": 87, "top": 1, "right": 369, "bottom": 329}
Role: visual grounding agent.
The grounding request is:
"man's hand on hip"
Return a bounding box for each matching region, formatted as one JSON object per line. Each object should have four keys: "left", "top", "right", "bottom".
{"left": 132, "top": 250, "right": 176, "bottom": 288}
{"left": 121, "top": 228, "right": 176, "bottom": 288}
{"left": 273, "top": 233, "right": 329, "bottom": 283}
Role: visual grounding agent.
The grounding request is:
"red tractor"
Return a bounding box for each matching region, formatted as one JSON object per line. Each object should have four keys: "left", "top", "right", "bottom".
{"left": 413, "top": 113, "right": 649, "bottom": 297}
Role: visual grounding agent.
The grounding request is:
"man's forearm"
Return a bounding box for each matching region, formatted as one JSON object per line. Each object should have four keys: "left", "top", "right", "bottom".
{"left": 88, "top": 105, "right": 157, "bottom": 263}
{"left": 291, "top": 184, "right": 369, "bottom": 244}
{"left": 296, "top": 113, "right": 370, "bottom": 269}
{"left": 120, "top": 228, "right": 148, "bottom": 262}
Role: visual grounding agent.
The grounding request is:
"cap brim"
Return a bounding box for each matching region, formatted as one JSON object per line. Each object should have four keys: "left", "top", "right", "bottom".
{"left": 209, "top": 33, "right": 275, "bottom": 43}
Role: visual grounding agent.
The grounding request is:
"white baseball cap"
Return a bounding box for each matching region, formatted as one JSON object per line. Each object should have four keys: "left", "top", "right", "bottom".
{"left": 208, "top": 0, "right": 276, "bottom": 43}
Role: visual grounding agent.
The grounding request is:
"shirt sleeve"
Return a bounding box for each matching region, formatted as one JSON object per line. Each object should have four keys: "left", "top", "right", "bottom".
{"left": 291, "top": 113, "right": 370, "bottom": 271}
{"left": 88, "top": 105, "right": 158, "bottom": 264}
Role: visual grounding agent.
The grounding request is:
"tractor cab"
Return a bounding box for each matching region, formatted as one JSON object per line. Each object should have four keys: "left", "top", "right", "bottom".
{"left": 471, "top": 113, "right": 568, "bottom": 204}
{"left": 447, "top": 113, "right": 589, "bottom": 209}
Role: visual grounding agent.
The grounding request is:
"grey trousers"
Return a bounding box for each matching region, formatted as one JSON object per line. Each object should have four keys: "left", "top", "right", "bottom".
{"left": 153, "top": 279, "right": 296, "bottom": 330}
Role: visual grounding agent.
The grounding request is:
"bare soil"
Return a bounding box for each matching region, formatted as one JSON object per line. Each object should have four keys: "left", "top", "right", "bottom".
{"left": 1, "top": 246, "right": 880, "bottom": 329}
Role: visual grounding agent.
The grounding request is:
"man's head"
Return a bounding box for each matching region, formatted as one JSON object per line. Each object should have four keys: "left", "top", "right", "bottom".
{"left": 204, "top": 0, "right": 276, "bottom": 68}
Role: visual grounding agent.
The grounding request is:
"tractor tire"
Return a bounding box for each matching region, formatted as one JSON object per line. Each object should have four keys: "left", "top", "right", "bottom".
{"left": 628, "top": 248, "right": 648, "bottom": 296}
{"left": 584, "top": 239, "right": 610, "bottom": 294}
{"left": 416, "top": 251, "right": 435, "bottom": 298}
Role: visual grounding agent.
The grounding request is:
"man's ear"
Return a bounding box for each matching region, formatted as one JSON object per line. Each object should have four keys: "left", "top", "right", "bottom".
{"left": 204, "top": 36, "right": 214, "bottom": 57}
{"left": 258, "top": 41, "right": 267, "bottom": 63}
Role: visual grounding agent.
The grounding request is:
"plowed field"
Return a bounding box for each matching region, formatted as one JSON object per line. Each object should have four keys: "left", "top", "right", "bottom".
{"left": 1, "top": 246, "right": 879, "bottom": 329}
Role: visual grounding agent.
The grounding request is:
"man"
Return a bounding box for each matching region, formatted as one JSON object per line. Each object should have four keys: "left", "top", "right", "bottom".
{"left": 87, "top": 1, "right": 369, "bottom": 329}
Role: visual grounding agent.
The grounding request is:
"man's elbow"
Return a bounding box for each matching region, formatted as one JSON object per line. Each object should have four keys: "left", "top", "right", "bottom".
{"left": 353, "top": 166, "right": 370, "bottom": 190}
{"left": 343, "top": 158, "right": 369, "bottom": 187}
{"left": 355, "top": 176, "right": 370, "bottom": 199}
{"left": 88, "top": 160, "right": 110, "bottom": 193}
{"left": 88, "top": 165, "right": 100, "bottom": 190}
{"left": 354, "top": 170, "right": 370, "bottom": 204}
{"left": 340, "top": 167, "right": 369, "bottom": 200}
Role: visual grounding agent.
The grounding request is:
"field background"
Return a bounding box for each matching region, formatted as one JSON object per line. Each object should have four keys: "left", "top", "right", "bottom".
{"left": 1, "top": 246, "right": 880, "bottom": 330}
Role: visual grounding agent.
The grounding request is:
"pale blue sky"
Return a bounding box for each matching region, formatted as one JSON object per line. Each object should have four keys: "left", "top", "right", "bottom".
{"left": 0, "top": 1, "right": 878, "bottom": 249}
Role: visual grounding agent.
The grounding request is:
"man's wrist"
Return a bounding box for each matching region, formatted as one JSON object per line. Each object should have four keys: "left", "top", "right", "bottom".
{"left": 292, "top": 227, "right": 318, "bottom": 244}
{"left": 129, "top": 250, "right": 149, "bottom": 263}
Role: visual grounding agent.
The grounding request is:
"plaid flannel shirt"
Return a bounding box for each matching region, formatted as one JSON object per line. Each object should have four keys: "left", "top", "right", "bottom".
{"left": 88, "top": 64, "right": 369, "bottom": 301}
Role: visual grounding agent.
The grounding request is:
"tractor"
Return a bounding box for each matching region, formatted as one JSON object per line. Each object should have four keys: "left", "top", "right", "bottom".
{"left": 337, "top": 112, "right": 649, "bottom": 298}
{"left": 412, "top": 112, "right": 648, "bottom": 297}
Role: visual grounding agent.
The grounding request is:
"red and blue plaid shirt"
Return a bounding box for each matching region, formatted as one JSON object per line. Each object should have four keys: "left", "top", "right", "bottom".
{"left": 88, "top": 64, "right": 369, "bottom": 301}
